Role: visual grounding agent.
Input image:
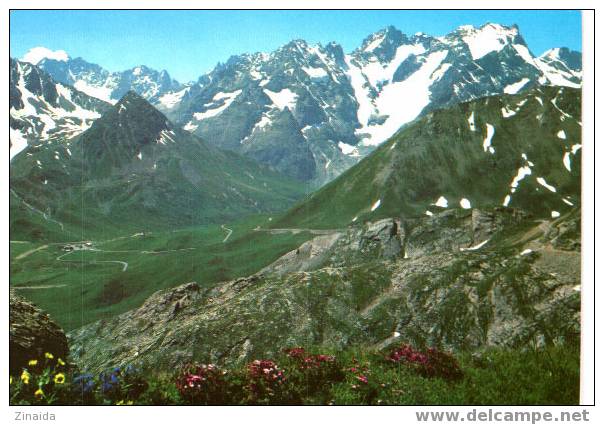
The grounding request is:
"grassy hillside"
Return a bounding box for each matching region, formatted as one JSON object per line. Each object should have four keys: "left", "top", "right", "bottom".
{"left": 275, "top": 86, "right": 581, "bottom": 229}
{"left": 10, "top": 214, "right": 312, "bottom": 330}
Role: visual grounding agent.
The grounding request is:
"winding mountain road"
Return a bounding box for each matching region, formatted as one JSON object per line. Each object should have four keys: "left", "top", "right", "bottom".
{"left": 253, "top": 227, "right": 340, "bottom": 235}
{"left": 53, "top": 244, "right": 197, "bottom": 272}
{"left": 221, "top": 224, "right": 233, "bottom": 242}
{"left": 14, "top": 244, "right": 49, "bottom": 260}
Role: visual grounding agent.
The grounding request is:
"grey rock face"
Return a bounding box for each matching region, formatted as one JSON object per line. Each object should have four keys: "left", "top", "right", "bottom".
{"left": 10, "top": 292, "right": 69, "bottom": 373}
{"left": 9, "top": 59, "right": 111, "bottom": 159}
{"left": 157, "top": 23, "right": 581, "bottom": 186}
{"left": 36, "top": 58, "right": 182, "bottom": 104}
{"left": 20, "top": 24, "right": 582, "bottom": 185}
{"left": 360, "top": 218, "right": 404, "bottom": 259}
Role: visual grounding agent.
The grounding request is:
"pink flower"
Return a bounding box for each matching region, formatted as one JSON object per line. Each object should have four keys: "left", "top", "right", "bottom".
{"left": 356, "top": 375, "right": 368, "bottom": 384}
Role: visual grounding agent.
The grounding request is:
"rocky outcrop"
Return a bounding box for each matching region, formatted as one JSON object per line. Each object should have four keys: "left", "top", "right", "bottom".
{"left": 260, "top": 232, "right": 343, "bottom": 276}
{"left": 10, "top": 292, "right": 69, "bottom": 373}
{"left": 359, "top": 218, "right": 404, "bottom": 259}
{"left": 68, "top": 208, "right": 580, "bottom": 373}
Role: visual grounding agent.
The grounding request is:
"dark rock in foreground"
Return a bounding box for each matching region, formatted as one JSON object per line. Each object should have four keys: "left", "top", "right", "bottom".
{"left": 10, "top": 292, "right": 69, "bottom": 373}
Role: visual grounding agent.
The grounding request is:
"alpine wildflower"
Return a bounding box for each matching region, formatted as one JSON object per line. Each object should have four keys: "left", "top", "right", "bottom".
{"left": 45, "top": 352, "right": 54, "bottom": 360}
{"left": 20, "top": 370, "right": 30, "bottom": 384}
{"left": 34, "top": 388, "right": 44, "bottom": 398}
{"left": 28, "top": 359, "right": 38, "bottom": 366}
{"left": 54, "top": 373, "right": 66, "bottom": 384}
{"left": 57, "top": 358, "right": 66, "bottom": 366}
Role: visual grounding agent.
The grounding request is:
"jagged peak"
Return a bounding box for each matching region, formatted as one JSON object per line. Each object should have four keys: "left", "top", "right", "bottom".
{"left": 448, "top": 22, "right": 524, "bottom": 60}
{"left": 81, "top": 89, "right": 174, "bottom": 152}
{"left": 280, "top": 39, "right": 310, "bottom": 52}
{"left": 539, "top": 47, "right": 580, "bottom": 60}
{"left": 116, "top": 89, "right": 148, "bottom": 105}
{"left": 359, "top": 25, "right": 406, "bottom": 52}
{"left": 111, "top": 90, "right": 172, "bottom": 125}
{"left": 455, "top": 22, "right": 519, "bottom": 36}
{"left": 538, "top": 47, "right": 582, "bottom": 72}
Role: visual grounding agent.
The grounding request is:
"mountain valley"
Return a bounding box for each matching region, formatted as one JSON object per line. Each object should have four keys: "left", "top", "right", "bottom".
{"left": 9, "top": 17, "right": 585, "bottom": 406}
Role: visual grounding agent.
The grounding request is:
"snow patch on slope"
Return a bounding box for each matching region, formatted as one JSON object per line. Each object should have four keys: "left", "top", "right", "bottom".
{"left": 483, "top": 124, "right": 496, "bottom": 154}
{"left": 302, "top": 66, "right": 328, "bottom": 79}
{"left": 461, "top": 24, "right": 517, "bottom": 60}
{"left": 74, "top": 80, "right": 115, "bottom": 104}
{"left": 10, "top": 128, "right": 29, "bottom": 160}
{"left": 359, "top": 50, "right": 449, "bottom": 146}
{"left": 433, "top": 196, "right": 448, "bottom": 208}
{"left": 159, "top": 87, "right": 189, "bottom": 109}
{"left": 467, "top": 111, "right": 476, "bottom": 131}
{"left": 460, "top": 239, "right": 489, "bottom": 251}
{"left": 370, "top": 199, "right": 382, "bottom": 211}
{"left": 504, "top": 78, "right": 530, "bottom": 94}
{"left": 563, "top": 152, "right": 571, "bottom": 172}
{"left": 536, "top": 177, "right": 557, "bottom": 192}
{"left": 264, "top": 88, "right": 298, "bottom": 111}
{"left": 338, "top": 142, "right": 361, "bottom": 157}
{"left": 194, "top": 90, "right": 242, "bottom": 120}
{"left": 510, "top": 165, "right": 532, "bottom": 193}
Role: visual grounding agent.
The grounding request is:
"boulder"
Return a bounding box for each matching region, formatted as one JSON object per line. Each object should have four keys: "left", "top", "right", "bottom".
{"left": 10, "top": 292, "right": 69, "bottom": 373}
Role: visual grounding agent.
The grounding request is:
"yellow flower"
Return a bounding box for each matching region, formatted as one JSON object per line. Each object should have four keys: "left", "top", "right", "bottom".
{"left": 45, "top": 352, "right": 54, "bottom": 360}
{"left": 10, "top": 376, "right": 13, "bottom": 385}
{"left": 20, "top": 371, "right": 30, "bottom": 384}
{"left": 57, "top": 358, "right": 66, "bottom": 366}
{"left": 116, "top": 400, "right": 124, "bottom": 405}
{"left": 34, "top": 388, "right": 44, "bottom": 398}
{"left": 28, "top": 359, "right": 38, "bottom": 366}
{"left": 54, "top": 373, "right": 65, "bottom": 384}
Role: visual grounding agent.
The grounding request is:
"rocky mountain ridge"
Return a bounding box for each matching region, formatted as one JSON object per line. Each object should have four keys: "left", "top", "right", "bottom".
{"left": 9, "top": 58, "right": 111, "bottom": 160}
{"left": 68, "top": 206, "right": 580, "bottom": 372}
{"left": 27, "top": 23, "right": 582, "bottom": 185}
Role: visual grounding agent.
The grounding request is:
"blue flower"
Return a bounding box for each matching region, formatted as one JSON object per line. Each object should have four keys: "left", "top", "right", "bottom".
{"left": 73, "top": 374, "right": 95, "bottom": 394}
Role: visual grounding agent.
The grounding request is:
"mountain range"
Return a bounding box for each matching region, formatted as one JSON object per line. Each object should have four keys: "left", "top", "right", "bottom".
{"left": 16, "top": 23, "right": 582, "bottom": 186}
{"left": 10, "top": 91, "right": 306, "bottom": 239}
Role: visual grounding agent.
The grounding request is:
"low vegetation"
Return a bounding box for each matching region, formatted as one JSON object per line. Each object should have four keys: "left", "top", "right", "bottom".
{"left": 10, "top": 344, "right": 579, "bottom": 405}
{"left": 10, "top": 215, "right": 313, "bottom": 330}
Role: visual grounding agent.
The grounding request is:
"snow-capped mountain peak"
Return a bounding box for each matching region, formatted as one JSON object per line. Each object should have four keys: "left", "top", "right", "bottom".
{"left": 21, "top": 46, "right": 70, "bottom": 65}
{"left": 34, "top": 56, "right": 183, "bottom": 105}
{"left": 13, "top": 23, "right": 583, "bottom": 187}
{"left": 454, "top": 22, "right": 521, "bottom": 60}
{"left": 9, "top": 58, "right": 111, "bottom": 160}
{"left": 539, "top": 47, "right": 582, "bottom": 72}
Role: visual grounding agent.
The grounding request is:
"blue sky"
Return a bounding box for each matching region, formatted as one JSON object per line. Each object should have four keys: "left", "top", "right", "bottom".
{"left": 10, "top": 10, "right": 582, "bottom": 82}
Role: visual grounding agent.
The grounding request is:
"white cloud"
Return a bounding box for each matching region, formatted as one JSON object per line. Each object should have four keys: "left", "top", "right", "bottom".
{"left": 21, "top": 47, "right": 69, "bottom": 65}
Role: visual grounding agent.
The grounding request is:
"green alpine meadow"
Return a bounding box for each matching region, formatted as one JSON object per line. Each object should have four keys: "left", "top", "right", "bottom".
{"left": 9, "top": 10, "right": 585, "bottom": 407}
